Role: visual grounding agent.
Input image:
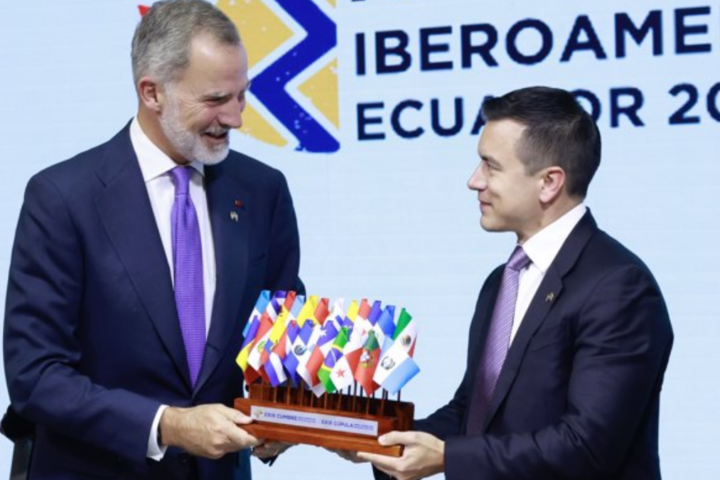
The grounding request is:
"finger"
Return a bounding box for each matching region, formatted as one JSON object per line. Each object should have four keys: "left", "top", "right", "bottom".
{"left": 226, "top": 424, "right": 261, "bottom": 449}
{"left": 214, "top": 405, "right": 253, "bottom": 425}
{"left": 379, "top": 430, "right": 414, "bottom": 446}
{"left": 359, "top": 453, "right": 399, "bottom": 476}
{"left": 251, "top": 446, "right": 277, "bottom": 459}
{"left": 357, "top": 451, "right": 387, "bottom": 464}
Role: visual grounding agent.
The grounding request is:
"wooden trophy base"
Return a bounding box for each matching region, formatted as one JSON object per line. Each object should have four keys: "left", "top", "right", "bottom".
{"left": 235, "top": 384, "right": 414, "bottom": 457}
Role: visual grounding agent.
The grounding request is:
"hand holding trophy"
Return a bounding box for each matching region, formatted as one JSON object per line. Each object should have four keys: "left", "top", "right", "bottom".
{"left": 235, "top": 291, "right": 420, "bottom": 456}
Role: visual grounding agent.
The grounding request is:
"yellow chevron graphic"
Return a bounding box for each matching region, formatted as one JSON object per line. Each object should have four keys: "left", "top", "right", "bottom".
{"left": 218, "top": 0, "right": 292, "bottom": 69}
{"left": 219, "top": 0, "right": 292, "bottom": 145}
{"left": 298, "top": 59, "right": 339, "bottom": 129}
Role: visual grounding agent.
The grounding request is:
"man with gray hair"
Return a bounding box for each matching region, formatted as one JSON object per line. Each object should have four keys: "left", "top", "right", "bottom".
{"left": 3, "top": 1, "right": 303, "bottom": 478}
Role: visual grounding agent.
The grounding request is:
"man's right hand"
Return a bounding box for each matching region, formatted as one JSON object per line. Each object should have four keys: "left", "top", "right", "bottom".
{"left": 159, "top": 404, "right": 261, "bottom": 459}
{"left": 327, "top": 448, "right": 369, "bottom": 464}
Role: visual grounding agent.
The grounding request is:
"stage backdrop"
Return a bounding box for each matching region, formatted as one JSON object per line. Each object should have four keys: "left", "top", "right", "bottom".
{"left": 1, "top": 0, "right": 717, "bottom": 478}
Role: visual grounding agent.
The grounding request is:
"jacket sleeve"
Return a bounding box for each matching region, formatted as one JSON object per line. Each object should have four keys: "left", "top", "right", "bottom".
{"left": 3, "top": 173, "right": 161, "bottom": 462}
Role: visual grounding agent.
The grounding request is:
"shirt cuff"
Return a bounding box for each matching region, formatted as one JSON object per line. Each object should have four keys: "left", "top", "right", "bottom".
{"left": 146, "top": 405, "right": 169, "bottom": 461}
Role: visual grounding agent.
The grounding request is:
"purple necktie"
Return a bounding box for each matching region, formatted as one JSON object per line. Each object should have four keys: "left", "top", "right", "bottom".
{"left": 467, "top": 246, "right": 531, "bottom": 433}
{"left": 170, "top": 166, "right": 206, "bottom": 387}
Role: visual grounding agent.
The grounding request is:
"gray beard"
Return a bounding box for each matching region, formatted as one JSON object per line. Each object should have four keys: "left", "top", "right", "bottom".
{"left": 159, "top": 98, "right": 230, "bottom": 166}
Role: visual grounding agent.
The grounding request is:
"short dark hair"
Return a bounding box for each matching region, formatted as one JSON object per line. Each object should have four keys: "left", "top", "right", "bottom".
{"left": 131, "top": 0, "right": 241, "bottom": 86}
{"left": 482, "top": 86, "right": 601, "bottom": 199}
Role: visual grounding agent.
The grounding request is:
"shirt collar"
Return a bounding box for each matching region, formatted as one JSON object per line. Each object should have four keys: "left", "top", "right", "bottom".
{"left": 130, "top": 117, "right": 204, "bottom": 182}
{"left": 521, "top": 203, "right": 587, "bottom": 274}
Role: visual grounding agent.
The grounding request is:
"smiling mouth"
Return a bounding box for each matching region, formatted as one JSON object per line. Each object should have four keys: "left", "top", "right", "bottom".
{"left": 204, "top": 131, "right": 229, "bottom": 140}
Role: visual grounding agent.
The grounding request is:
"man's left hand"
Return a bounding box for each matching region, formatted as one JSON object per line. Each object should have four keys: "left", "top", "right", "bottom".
{"left": 358, "top": 431, "right": 444, "bottom": 480}
{"left": 251, "top": 440, "right": 295, "bottom": 460}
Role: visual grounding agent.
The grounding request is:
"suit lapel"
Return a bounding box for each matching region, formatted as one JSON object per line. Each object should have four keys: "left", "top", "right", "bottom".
{"left": 481, "top": 212, "right": 598, "bottom": 430}
{"left": 93, "top": 126, "right": 191, "bottom": 387}
{"left": 193, "top": 164, "right": 250, "bottom": 395}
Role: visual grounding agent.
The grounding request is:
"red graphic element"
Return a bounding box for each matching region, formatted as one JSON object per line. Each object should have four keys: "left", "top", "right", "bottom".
{"left": 138, "top": 5, "right": 150, "bottom": 17}
{"left": 336, "top": 369, "right": 346, "bottom": 378}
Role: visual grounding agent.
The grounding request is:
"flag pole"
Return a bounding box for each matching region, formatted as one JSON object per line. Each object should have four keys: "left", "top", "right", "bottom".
{"left": 352, "top": 382, "right": 358, "bottom": 412}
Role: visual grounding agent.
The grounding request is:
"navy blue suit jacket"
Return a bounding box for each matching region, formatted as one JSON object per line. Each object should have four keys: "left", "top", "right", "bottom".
{"left": 387, "top": 212, "right": 673, "bottom": 480}
{"left": 3, "top": 124, "right": 303, "bottom": 479}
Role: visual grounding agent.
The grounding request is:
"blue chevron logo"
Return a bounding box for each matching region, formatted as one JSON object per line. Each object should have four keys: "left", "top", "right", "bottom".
{"left": 219, "top": 0, "right": 340, "bottom": 153}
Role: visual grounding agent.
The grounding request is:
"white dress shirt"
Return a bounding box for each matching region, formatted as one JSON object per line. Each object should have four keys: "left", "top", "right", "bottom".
{"left": 129, "top": 117, "right": 217, "bottom": 460}
{"left": 509, "top": 203, "right": 587, "bottom": 344}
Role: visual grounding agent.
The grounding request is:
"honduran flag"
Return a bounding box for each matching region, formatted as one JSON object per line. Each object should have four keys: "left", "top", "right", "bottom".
{"left": 318, "top": 327, "right": 349, "bottom": 394}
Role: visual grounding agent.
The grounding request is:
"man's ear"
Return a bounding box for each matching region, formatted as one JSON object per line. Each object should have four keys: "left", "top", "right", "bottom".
{"left": 538, "top": 166, "right": 566, "bottom": 204}
{"left": 137, "top": 77, "right": 163, "bottom": 113}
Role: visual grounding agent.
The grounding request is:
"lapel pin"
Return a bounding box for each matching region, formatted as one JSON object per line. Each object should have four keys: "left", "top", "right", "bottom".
{"left": 546, "top": 292, "right": 555, "bottom": 303}
{"left": 230, "top": 211, "right": 239, "bottom": 222}
{"left": 234, "top": 199, "right": 244, "bottom": 208}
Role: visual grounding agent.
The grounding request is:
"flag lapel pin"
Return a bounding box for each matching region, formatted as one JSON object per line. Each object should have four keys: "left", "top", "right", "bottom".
{"left": 230, "top": 211, "right": 239, "bottom": 222}
{"left": 546, "top": 292, "right": 555, "bottom": 303}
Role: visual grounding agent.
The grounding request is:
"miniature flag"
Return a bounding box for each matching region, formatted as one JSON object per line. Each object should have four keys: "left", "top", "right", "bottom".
{"left": 327, "top": 299, "right": 346, "bottom": 328}
{"left": 368, "top": 300, "right": 383, "bottom": 326}
{"left": 314, "top": 297, "right": 331, "bottom": 324}
{"left": 303, "top": 321, "right": 339, "bottom": 390}
{"left": 331, "top": 326, "right": 367, "bottom": 391}
{"left": 295, "top": 295, "right": 318, "bottom": 327}
{"left": 266, "top": 291, "right": 297, "bottom": 357}
{"left": 353, "top": 298, "right": 373, "bottom": 335}
{"left": 318, "top": 327, "right": 349, "bottom": 394}
{"left": 373, "top": 345, "right": 420, "bottom": 395}
{"left": 374, "top": 305, "right": 396, "bottom": 355}
{"left": 247, "top": 312, "right": 274, "bottom": 373}
{"left": 355, "top": 330, "right": 381, "bottom": 395}
{"left": 284, "top": 320, "right": 315, "bottom": 381}
{"left": 267, "top": 290, "right": 287, "bottom": 321}
{"left": 236, "top": 314, "right": 261, "bottom": 383}
{"left": 273, "top": 296, "right": 305, "bottom": 361}
{"left": 263, "top": 340, "right": 287, "bottom": 387}
{"left": 242, "top": 290, "right": 270, "bottom": 337}
{"left": 393, "top": 308, "right": 417, "bottom": 357}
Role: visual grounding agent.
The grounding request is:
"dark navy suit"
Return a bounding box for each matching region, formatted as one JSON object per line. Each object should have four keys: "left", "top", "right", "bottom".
{"left": 383, "top": 212, "right": 673, "bottom": 480}
{"left": 3, "top": 123, "right": 303, "bottom": 479}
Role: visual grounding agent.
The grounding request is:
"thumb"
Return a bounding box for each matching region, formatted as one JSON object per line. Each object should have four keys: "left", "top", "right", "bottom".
{"left": 378, "top": 430, "right": 412, "bottom": 446}
{"left": 231, "top": 411, "right": 254, "bottom": 425}
{"left": 219, "top": 405, "right": 253, "bottom": 425}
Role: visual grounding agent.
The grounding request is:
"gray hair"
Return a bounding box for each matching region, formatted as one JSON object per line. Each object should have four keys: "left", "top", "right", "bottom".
{"left": 131, "top": 0, "right": 241, "bottom": 87}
